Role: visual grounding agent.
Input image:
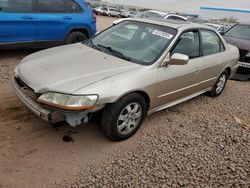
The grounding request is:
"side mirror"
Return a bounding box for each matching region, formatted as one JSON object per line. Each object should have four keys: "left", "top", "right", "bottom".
{"left": 168, "top": 53, "right": 189, "bottom": 65}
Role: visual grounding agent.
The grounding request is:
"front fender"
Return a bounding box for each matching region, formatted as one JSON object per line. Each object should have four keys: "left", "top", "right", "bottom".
{"left": 73, "top": 67, "right": 158, "bottom": 110}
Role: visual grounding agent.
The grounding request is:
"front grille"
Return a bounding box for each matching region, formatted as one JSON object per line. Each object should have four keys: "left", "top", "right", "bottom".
{"left": 15, "top": 77, "right": 40, "bottom": 101}
{"left": 239, "top": 49, "right": 250, "bottom": 63}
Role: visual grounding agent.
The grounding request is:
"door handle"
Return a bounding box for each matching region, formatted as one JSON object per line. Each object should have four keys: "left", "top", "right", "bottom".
{"left": 22, "top": 15, "right": 34, "bottom": 20}
{"left": 63, "top": 16, "right": 72, "bottom": 20}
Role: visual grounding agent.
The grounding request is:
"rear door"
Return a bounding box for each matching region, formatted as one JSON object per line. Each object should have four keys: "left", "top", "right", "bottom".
{"left": 0, "top": 0, "right": 36, "bottom": 44}
{"left": 196, "top": 29, "right": 226, "bottom": 90}
{"left": 35, "top": 0, "right": 70, "bottom": 42}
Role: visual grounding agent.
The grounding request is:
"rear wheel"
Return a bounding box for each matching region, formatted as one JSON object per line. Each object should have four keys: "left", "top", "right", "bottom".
{"left": 101, "top": 93, "right": 147, "bottom": 141}
{"left": 208, "top": 70, "right": 228, "bottom": 97}
{"left": 66, "top": 32, "right": 87, "bottom": 44}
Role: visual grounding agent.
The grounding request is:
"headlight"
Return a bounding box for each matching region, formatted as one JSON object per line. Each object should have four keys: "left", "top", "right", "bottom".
{"left": 37, "top": 92, "right": 98, "bottom": 110}
{"left": 245, "top": 52, "right": 250, "bottom": 57}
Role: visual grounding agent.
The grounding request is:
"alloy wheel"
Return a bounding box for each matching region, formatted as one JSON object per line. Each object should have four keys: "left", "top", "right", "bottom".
{"left": 117, "top": 103, "right": 142, "bottom": 135}
{"left": 216, "top": 74, "right": 227, "bottom": 94}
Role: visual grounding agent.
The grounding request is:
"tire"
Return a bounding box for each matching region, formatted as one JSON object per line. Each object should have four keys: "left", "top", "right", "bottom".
{"left": 66, "top": 32, "right": 87, "bottom": 44}
{"left": 101, "top": 93, "right": 147, "bottom": 141}
{"left": 208, "top": 70, "right": 228, "bottom": 97}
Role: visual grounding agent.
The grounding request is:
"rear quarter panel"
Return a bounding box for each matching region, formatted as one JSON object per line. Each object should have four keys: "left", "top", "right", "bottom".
{"left": 224, "top": 44, "right": 239, "bottom": 78}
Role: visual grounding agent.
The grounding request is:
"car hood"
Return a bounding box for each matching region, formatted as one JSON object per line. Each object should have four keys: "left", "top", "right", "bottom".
{"left": 15, "top": 43, "right": 140, "bottom": 94}
{"left": 223, "top": 36, "right": 250, "bottom": 51}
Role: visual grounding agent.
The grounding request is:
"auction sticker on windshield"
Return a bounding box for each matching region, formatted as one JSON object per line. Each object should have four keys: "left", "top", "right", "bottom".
{"left": 152, "top": 30, "right": 173, "bottom": 39}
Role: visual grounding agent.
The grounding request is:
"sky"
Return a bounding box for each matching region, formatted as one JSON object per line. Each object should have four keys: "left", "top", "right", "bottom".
{"left": 105, "top": 0, "right": 250, "bottom": 13}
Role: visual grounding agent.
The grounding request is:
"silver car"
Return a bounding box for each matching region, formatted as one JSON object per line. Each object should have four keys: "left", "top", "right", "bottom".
{"left": 13, "top": 19, "right": 239, "bottom": 141}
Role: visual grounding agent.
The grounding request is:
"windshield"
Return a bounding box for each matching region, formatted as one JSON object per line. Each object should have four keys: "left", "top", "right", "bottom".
{"left": 225, "top": 24, "right": 250, "bottom": 40}
{"left": 92, "top": 21, "right": 177, "bottom": 65}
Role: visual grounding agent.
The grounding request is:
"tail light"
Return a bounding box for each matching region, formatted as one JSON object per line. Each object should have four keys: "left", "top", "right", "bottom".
{"left": 92, "top": 13, "right": 97, "bottom": 21}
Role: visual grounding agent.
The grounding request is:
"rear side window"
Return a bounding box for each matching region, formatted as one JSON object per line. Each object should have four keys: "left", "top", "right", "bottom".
{"left": 36, "top": 0, "right": 67, "bottom": 13}
{"left": 66, "top": 0, "right": 83, "bottom": 13}
{"left": 201, "top": 30, "right": 225, "bottom": 56}
{"left": 0, "top": 0, "right": 32, "bottom": 13}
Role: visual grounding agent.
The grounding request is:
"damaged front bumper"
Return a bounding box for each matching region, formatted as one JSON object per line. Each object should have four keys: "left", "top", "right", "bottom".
{"left": 12, "top": 77, "right": 104, "bottom": 126}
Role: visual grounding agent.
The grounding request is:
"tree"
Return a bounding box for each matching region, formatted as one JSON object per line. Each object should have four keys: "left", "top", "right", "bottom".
{"left": 220, "top": 17, "right": 238, "bottom": 23}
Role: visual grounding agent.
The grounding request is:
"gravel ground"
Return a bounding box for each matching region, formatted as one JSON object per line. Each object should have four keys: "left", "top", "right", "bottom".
{"left": 70, "top": 80, "right": 250, "bottom": 188}
{"left": 0, "top": 51, "right": 31, "bottom": 84}
{"left": 0, "top": 16, "right": 250, "bottom": 188}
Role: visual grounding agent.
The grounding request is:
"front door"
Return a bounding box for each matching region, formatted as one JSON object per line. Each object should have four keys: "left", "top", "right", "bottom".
{"left": 0, "top": 0, "right": 36, "bottom": 44}
{"left": 156, "top": 30, "right": 202, "bottom": 108}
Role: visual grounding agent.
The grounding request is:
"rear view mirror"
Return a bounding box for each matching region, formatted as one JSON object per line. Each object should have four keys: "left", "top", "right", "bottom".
{"left": 168, "top": 53, "right": 189, "bottom": 65}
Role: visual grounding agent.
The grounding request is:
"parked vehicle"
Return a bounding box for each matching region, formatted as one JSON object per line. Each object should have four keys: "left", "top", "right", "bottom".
{"left": 120, "top": 10, "right": 136, "bottom": 18}
{"left": 93, "top": 7, "right": 108, "bottom": 16}
{"left": 106, "top": 8, "right": 120, "bottom": 17}
{"left": 136, "top": 10, "right": 187, "bottom": 21}
{"left": 223, "top": 23, "right": 250, "bottom": 74}
{"left": 13, "top": 19, "right": 239, "bottom": 141}
{"left": 0, "top": 0, "right": 96, "bottom": 49}
{"left": 165, "top": 14, "right": 188, "bottom": 21}
{"left": 205, "top": 23, "right": 229, "bottom": 35}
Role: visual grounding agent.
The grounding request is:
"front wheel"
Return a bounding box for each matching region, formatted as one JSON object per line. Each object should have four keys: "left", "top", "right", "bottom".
{"left": 101, "top": 93, "right": 147, "bottom": 141}
{"left": 208, "top": 70, "right": 228, "bottom": 97}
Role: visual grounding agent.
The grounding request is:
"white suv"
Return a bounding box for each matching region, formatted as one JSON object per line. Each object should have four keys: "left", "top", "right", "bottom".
{"left": 106, "top": 8, "right": 120, "bottom": 17}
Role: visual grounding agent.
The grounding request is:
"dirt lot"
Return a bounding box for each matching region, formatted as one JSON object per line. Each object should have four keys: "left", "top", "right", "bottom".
{"left": 0, "top": 16, "right": 250, "bottom": 188}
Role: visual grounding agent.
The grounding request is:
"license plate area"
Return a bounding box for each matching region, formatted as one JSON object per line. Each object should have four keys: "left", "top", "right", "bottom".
{"left": 239, "top": 62, "right": 250, "bottom": 69}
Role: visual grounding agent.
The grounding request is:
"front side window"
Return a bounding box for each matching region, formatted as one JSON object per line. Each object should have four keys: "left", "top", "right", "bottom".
{"left": 65, "top": 0, "right": 82, "bottom": 13}
{"left": 0, "top": 0, "right": 32, "bottom": 13}
{"left": 201, "top": 30, "right": 224, "bottom": 56}
{"left": 37, "top": 0, "right": 66, "bottom": 13}
{"left": 172, "top": 31, "right": 200, "bottom": 58}
{"left": 92, "top": 21, "right": 177, "bottom": 65}
{"left": 224, "top": 24, "right": 250, "bottom": 40}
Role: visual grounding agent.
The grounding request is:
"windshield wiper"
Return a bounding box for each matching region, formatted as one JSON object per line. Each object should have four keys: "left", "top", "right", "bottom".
{"left": 97, "top": 44, "right": 131, "bottom": 62}
{"left": 83, "top": 39, "right": 102, "bottom": 51}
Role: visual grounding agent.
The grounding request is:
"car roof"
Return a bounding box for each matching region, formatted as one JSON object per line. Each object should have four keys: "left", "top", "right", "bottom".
{"left": 125, "top": 18, "right": 211, "bottom": 30}
{"left": 205, "top": 23, "right": 222, "bottom": 27}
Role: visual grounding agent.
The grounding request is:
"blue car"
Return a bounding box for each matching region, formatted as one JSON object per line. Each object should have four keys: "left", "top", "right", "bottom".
{"left": 0, "top": 0, "right": 96, "bottom": 49}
